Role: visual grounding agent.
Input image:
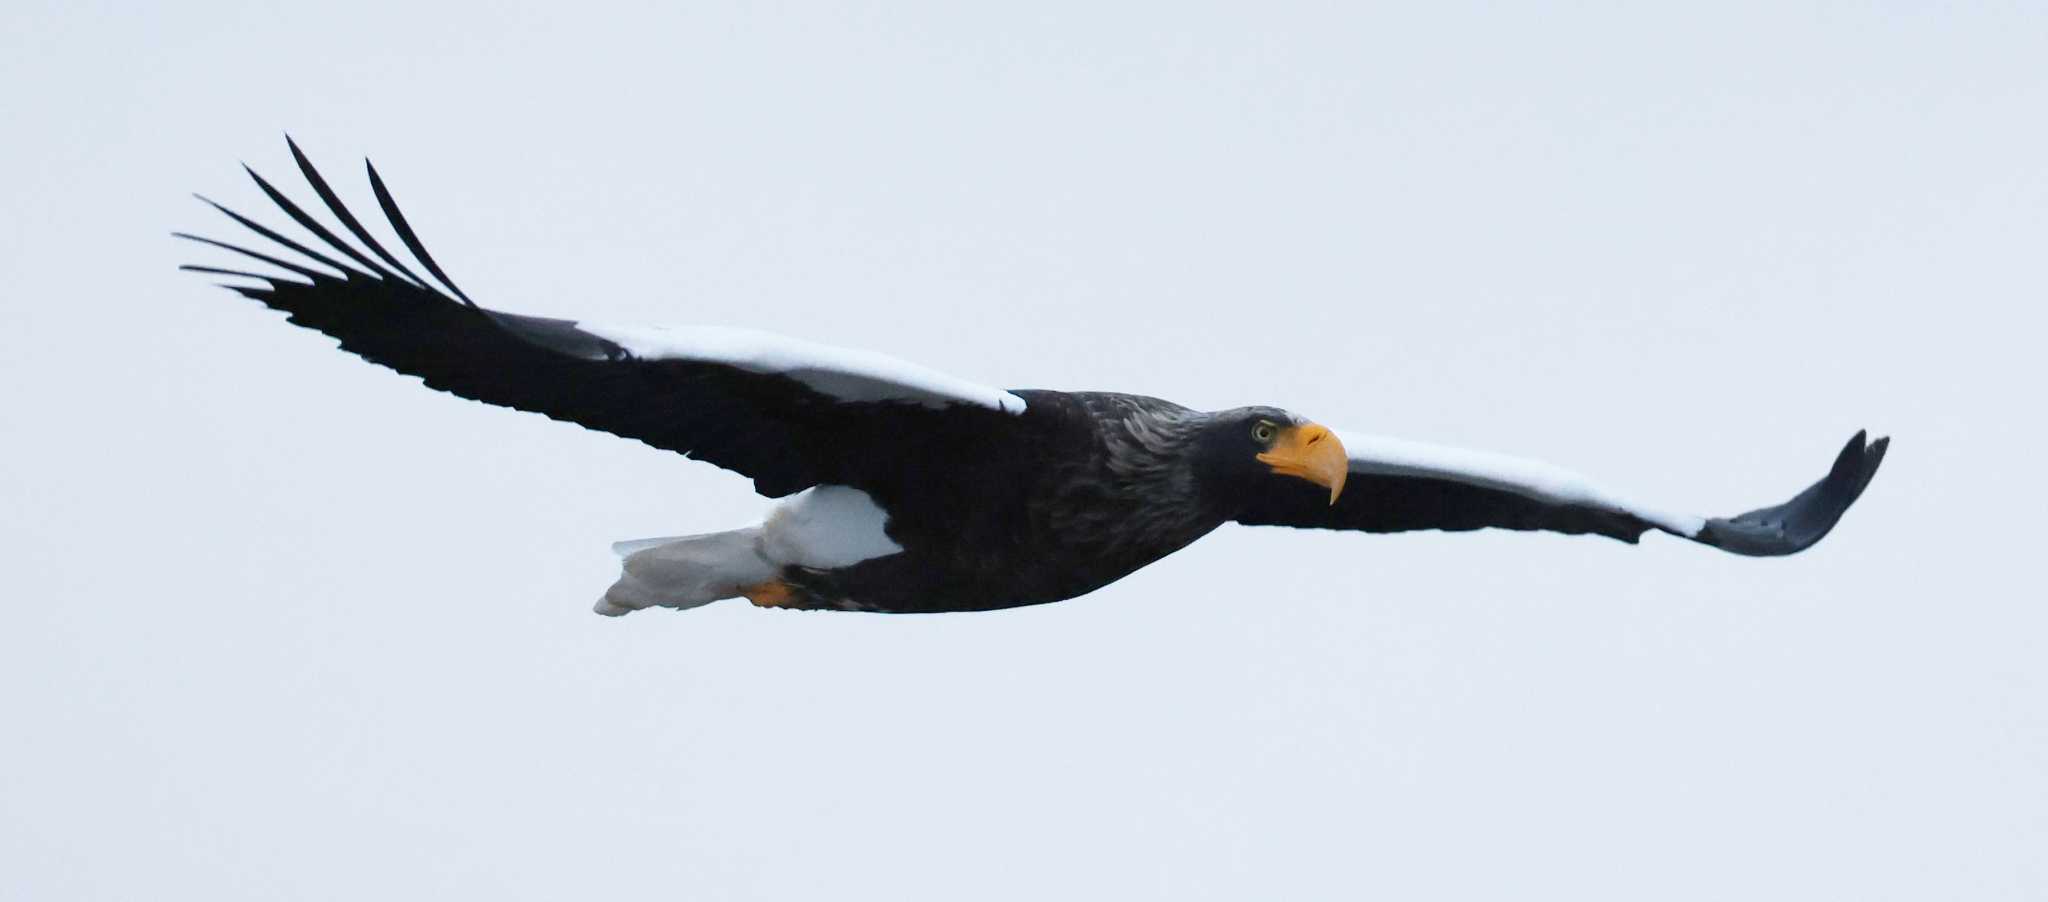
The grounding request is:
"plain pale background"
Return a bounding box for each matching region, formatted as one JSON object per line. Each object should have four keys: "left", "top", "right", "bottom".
{"left": 3, "top": 2, "right": 2042, "bottom": 899}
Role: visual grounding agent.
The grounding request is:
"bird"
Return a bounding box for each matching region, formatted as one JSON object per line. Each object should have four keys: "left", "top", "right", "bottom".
{"left": 179, "top": 138, "right": 1889, "bottom": 616}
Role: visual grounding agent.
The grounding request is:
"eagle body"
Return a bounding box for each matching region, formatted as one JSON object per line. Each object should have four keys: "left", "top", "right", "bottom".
{"left": 742, "top": 391, "right": 1240, "bottom": 613}
{"left": 181, "top": 140, "right": 1889, "bottom": 617}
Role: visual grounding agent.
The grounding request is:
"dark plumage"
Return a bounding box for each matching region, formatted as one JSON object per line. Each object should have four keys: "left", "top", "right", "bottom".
{"left": 180, "top": 140, "right": 1889, "bottom": 615}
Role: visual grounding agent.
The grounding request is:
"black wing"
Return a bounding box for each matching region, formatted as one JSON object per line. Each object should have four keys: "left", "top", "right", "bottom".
{"left": 179, "top": 138, "right": 1027, "bottom": 497}
{"left": 1237, "top": 428, "right": 1887, "bottom": 556}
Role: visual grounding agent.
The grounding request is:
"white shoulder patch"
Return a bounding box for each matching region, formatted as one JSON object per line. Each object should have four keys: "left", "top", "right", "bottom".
{"left": 575, "top": 322, "right": 1027, "bottom": 414}
{"left": 1336, "top": 430, "right": 1707, "bottom": 538}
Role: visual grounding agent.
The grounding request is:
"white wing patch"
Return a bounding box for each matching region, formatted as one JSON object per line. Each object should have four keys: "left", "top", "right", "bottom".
{"left": 1336, "top": 430, "right": 1707, "bottom": 538}
{"left": 577, "top": 322, "right": 1027, "bottom": 414}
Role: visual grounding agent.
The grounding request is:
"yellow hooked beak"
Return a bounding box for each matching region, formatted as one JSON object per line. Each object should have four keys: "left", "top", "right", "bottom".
{"left": 1255, "top": 422, "right": 1349, "bottom": 505}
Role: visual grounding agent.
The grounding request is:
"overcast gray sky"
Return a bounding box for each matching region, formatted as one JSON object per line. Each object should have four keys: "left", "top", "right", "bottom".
{"left": 4, "top": 2, "right": 2043, "bottom": 899}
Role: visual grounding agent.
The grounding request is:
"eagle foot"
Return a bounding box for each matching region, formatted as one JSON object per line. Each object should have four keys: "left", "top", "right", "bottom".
{"left": 739, "top": 581, "right": 801, "bottom": 608}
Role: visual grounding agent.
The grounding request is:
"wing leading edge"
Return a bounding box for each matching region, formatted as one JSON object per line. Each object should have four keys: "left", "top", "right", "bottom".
{"left": 1237, "top": 428, "right": 1888, "bottom": 556}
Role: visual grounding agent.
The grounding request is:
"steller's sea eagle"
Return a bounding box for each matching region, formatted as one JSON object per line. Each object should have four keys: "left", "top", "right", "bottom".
{"left": 180, "top": 139, "right": 1888, "bottom": 615}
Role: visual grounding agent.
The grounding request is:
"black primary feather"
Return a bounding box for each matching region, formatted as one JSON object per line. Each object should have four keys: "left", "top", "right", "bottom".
{"left": 284, "top": 135, "right": 433, "bottom": 290}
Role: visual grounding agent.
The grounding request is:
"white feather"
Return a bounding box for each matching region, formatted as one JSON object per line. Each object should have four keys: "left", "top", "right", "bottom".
{"left": 1336, "top": 430, "right": 1707, "bottom": 538}
{"left": 576, "top": 322, "right": 1027, "bottom": 414}
{"left": 759, "top": 486, "right": 905, "bottom": 569}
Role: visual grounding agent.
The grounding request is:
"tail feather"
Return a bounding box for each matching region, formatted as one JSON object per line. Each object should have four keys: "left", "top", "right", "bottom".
{"left": 596, "top": 528, "right": 775, "bottom": 617}
{"left": 610, "top": 535, "right": 694, "bottom": 558}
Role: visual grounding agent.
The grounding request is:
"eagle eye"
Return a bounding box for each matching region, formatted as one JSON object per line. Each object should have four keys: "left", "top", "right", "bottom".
{"left": 1252, "top": 421, "right": 1278, "bottom": 444}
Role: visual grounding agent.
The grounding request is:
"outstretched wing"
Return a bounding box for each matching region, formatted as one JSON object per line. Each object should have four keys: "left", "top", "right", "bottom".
{"left": 179, "top": 138, "right": 1026, "bottom": 497}
{"left": 1236, "top": 429, "right": 1887, "bottom": 556}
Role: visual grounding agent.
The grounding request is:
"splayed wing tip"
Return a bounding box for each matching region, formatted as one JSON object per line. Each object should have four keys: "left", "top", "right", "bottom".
{"left": 1694, "top": 429, "right": 1888, "bottom": 556}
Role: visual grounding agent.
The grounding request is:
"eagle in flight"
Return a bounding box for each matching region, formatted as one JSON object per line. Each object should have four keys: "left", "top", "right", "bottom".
{"left": 180, "top": 139, "right": 1888, "bottom": 615}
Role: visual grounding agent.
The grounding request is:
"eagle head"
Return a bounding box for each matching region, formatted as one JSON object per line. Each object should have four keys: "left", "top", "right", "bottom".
{"left": 1195, "top": 407, "right": 1350, "bottom": 506}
